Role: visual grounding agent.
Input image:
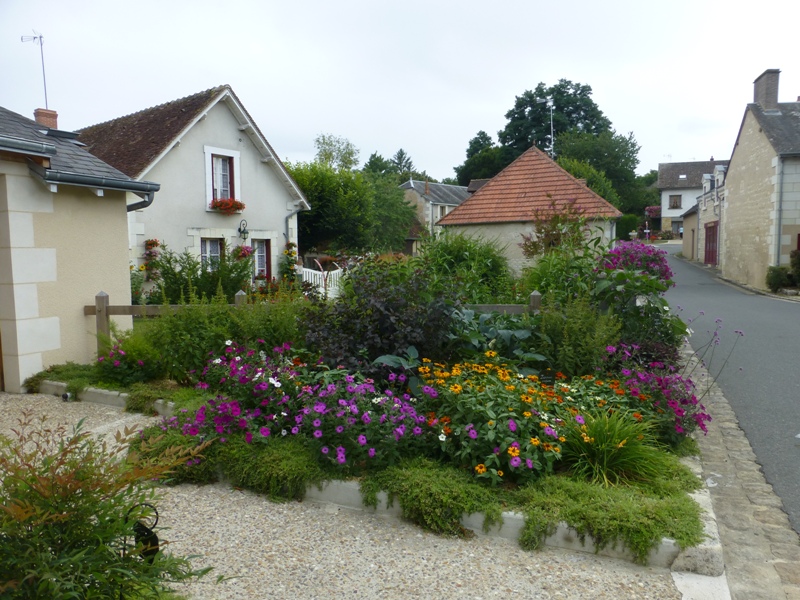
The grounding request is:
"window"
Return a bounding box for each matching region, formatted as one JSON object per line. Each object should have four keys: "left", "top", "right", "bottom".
{"left": 204, "top": 146, "right": 241, "bottom": 208}
{"left": 201, "top": 238, "right": 222, "bottom": 270}
{"left": 438, "top": 205, "right": 448, "bottom": 220}
{"left": 254, "top": 239, "right": 271, "bottom": 279}
{"left": 212, "top": 155, "right": 233, "bottom": 199}
{"left": 669, "top": 195, "right": 682, "bottom": 209}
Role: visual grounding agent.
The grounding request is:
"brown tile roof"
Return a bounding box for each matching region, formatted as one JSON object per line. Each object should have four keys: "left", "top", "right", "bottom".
{"left": 77, "top": 86, "right": 228, "bottom": 178}
{"left": 656, "top": 160, "right": 730, "bottom": 190}
{"left": 437, "top": 147, "right": 622, "bottom": 226}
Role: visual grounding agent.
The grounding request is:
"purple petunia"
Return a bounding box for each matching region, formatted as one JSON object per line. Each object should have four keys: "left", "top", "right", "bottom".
{"left": 510, "top": 456, "right": 522, "bottom": 468}
{"left": 575, "top": 415, "right": 585, "bottom": 425}
{"left": 508, "top": 419, "right": 517, "bottom": 433}
{"left": 358, "top": 434, "right": 368, "bottom": 446}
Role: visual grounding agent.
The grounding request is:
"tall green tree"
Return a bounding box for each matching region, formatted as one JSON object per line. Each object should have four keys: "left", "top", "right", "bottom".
{"left": 498, "top": 79, "right": 612, "bottom": 158}
{"left": 363, "top": 152, "right": 394, "bottom": 176}
{"left": 390, "top": 149, "right": 415, "bottom": 177}
{"left": 288, "top": 161, "right": 374, "bottom": 253}
{"left": 454, "top": 131, "right": 515, "bottom": 186}
{"left": 556, "top": 130, "right": 645, "bottom": 214}
{"left": 556, "top": 157, "right": 621, "bottom": 208}
{"left": 314, "top": 134, "right": 360, "bottom": 170}
{"left": 363, "top": 172, "right": 417, "bottom": 252}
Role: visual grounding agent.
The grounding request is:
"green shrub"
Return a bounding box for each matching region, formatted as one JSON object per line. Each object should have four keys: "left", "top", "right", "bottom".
{"left": 144, "top": 299, "right": 237, "bottom": 383}
{"left": 229, "top": 287, "right": 306, "bottom": 349}
{"left": 766, "top": 264, "right": 794, "bottom": 292}
{"left": 303, "top": 255, "right": 458, "bottom": 371}
{"left": 791, "top": 250, "right": 800, "bottom": 284}
{"left": 539, "top": 296, "right": 621, "bottom": 376}
{"left": 0, "top": 411, "right": 210, "bottom": 598}
{"left": 147, "top": 242, "right": 253, "bottom": 304}
{"left": 361, "top": 457, "right": 502, "bottom": 537}
{"left": 96, "top": 328, "right": 166, "bottom": 387}
{"left": 23, "top": 362, "right": 99, "bottom": 393}
{"left": 616, "top": 214, "right": 641, "bottom": 242}
{"left": 219, "top": 436, "right": 324, "bottom": 501}
{"left": 517, "top": 475, "right": 704, "bottom": 564}
{"left": 417, "top": 231, "right": 514, "bottom": 303}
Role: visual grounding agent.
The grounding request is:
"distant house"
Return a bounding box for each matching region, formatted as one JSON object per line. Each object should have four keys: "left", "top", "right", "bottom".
{"left": 694, "top": 165, "right": 727, "bottom": 266}
{"left": 657, "top": 159, "right": 728, "bottom": 237}
{"left": 0, "top": 107, "right": 159, "bottom": 393}
{"left": 436, "top": 147, "right": 621, "bottom": 273}
{"left": 78, "top": 86, "right": 309, "bottom": 282}
{"left": 399, "top": 179, "right": 470, "bottom": 253}
{"left": 720, "top": 69, "right": 800, "bottom": 290}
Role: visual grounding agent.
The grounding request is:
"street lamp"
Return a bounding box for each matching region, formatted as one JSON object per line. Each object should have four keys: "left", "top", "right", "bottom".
{"left": 536, "top": 97, "right": 555, "bottom": 157}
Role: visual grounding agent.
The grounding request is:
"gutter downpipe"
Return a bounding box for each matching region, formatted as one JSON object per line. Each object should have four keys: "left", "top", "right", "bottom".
{"left": 776, "top": 157, "right": 784, "bottom": 266}
{"left": 284, "top": 202, "right": 309, "bottom": 243}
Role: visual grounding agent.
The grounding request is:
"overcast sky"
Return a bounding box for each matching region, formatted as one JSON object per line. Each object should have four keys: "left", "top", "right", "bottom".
{"left": 3, "top": 0, "right": 800, "bottom": 181}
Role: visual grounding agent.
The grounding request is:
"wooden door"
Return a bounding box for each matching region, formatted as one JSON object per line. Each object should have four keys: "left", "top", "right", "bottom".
{"left": 704, "top": 222, "right": 718, "bottom": 266}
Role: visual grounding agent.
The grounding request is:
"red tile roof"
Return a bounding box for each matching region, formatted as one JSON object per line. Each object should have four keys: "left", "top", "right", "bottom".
{"left": 438, "top": 146, "right": 622, "bottom": 226}
{"left": 77, "top": 86, "right": 229, "bottom": 178}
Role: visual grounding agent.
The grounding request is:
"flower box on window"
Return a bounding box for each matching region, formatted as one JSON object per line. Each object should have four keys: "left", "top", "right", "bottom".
{"left": 209, "top": 198, "right": 245, "bottom": 215}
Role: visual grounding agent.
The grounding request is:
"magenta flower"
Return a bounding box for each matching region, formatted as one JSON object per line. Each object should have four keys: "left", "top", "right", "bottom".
{"left": 245, "top": 432, "right": 253, "bottom": 444}
{"left": 508, "top": 419, "right": 517, "bottom": 433}
{"left": 188, "top": 426, "right": 199, "bottom": 436}
{"left": 321, "top": 446, "right": 329, "bottom": 454}
{"left": 368, "top": 448, "right": 376, "bottom": 458}
{"left": 575, "top": 415, "right": 585, "bottom": 425}
{"left": 358, "top": 434, "right": 367, "bottom": 446}
{"left": 313, "top": 429, "right": 323, "bottom": 438}
{"left": 510, "top": 456, "right": 522, "bottom": 468}
{"left": 259, "top": 427, "right": 270, "bottom": 437}
{"left": 468, "top": 429, "right": 478, "bottom": 439}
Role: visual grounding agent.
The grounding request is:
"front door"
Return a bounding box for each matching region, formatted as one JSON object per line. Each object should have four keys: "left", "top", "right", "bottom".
{"left": 704, "top": 222, "right": 718, "bottom": 266}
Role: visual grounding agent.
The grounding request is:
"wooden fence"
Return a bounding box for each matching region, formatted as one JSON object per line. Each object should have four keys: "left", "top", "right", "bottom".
{"left": 300, "top": 267, "right": 343, "bottom": 298}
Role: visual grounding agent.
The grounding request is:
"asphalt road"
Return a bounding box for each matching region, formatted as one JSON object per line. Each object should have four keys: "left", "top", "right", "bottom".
{"left": 663, "top": 246, "right": 800, "bottom": 534}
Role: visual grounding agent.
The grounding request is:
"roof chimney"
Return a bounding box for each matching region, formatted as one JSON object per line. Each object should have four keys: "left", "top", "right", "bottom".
{"left": 753, "top": 69, "right": 780, "bottom": 110}
{"left": 34, "top": 108, "right": 58, "bottom": 129}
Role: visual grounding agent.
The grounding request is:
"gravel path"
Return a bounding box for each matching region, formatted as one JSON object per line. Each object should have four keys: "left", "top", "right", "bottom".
{"left": 1, "top": 393, "right": 684, "bottom": 599}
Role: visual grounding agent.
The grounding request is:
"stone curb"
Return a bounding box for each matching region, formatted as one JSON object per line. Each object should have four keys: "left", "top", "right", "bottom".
{"left": 37, "top": 379, "right": 724, "bottom": 575}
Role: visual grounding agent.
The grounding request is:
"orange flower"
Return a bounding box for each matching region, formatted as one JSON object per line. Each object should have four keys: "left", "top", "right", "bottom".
{"left": 530, "top": 437, "right": 541, "bottom": 446}
{"left": 474, "top": 464, "right": 487, "bottom": 474}
{"left": 507, "top": 446, "right": 520, "bottom": 457}
{"left": 632, "top": 412, "right": 643, "bottom": 421}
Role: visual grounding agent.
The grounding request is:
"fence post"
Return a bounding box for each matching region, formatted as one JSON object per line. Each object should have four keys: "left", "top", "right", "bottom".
{"left": 95, "top": 291, "right": 110, "bottom": 356}
{"left": 234, "top": 290, "right": 247, "bottom": 307}
{"left": 529, "top": 290, "right": 542, "bottom": 314}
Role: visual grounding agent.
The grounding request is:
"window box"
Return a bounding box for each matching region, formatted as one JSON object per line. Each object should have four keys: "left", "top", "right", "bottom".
{"left": 209, "top": 198, "right": 246, "bottom": 215}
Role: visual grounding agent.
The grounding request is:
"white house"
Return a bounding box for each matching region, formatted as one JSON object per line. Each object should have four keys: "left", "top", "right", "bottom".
{"left": 656, "top": 159, "right": 728, "bottom": 236}
{"left": 78, "top": 86, "right": 309, "bottom": 282}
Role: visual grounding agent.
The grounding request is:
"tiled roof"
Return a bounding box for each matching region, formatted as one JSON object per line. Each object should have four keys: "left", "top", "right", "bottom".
{"left": 437, "top": 147, "right": 621, "bottom": 226}
{"left": 399, "top": 180, "right": 469, "bottom": 206}
{"left": 749, "top": 102, "right": 800, "bottom": 156}
{"left": 0, "top": 106, "right": 139, "bottom": 182}
{"left": 77, "top": 86, "right": 228, "bottom": 177}
{"left": 657, "top": 160, "right": 729, "bottom": 190}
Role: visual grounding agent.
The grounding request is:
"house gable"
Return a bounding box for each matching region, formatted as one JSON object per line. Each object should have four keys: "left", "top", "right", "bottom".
{"left": 438, "top": 146, "right": 621, "bottom": 226}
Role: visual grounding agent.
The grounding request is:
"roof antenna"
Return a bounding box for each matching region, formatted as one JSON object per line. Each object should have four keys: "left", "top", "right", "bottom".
{"left": 21, "top": 31, "right": 48, "bottom": 109}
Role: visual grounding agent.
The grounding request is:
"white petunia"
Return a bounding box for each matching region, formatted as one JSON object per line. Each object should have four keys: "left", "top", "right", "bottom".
{"left": 225, "top": 340, "right": 233, "bottom": 346}
{"left": 439, "top": 433, "right": 446, "bottom": 442}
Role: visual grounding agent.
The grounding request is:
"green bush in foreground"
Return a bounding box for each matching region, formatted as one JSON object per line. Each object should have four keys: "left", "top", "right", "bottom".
{"left": 0, "top": 411, "right": 211, "bottom": 598}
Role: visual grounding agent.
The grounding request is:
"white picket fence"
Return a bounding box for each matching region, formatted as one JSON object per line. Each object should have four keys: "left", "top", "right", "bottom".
{"left": 301, "top": 267, "right": 343, "bottom": 298}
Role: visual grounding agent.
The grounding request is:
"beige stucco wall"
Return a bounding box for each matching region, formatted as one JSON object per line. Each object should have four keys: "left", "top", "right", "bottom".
{"left": 1, "top": 158, "right": 131, "bottom": 392}
{"left": 721, "top": 112, "right": 778, "bottom": 289}
{"left": 681, "top": 212, "right": 698, "bottom": 260}
{"left": 443, "top": 219, "right": 616, "bottom": 275}
{"left": 130, "top": 100, "right": 301, "bottom": 278}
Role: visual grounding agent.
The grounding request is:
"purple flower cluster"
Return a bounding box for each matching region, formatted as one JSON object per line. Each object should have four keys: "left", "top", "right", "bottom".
{"left": 601, "top": 241, "right": 674, "bottom": 285}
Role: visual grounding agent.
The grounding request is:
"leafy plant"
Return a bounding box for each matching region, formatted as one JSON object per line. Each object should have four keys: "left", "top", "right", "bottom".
{"left": 418, "top": 231, "right": 514, "bottom": 303}
{"left": 558, "top": 410, "right": 672, "bottom": 486}
{"left": 96, "top": 329, "right": 166, "bottom": 387}
{"left": 538, "top": 295, "right": 621, "bottom": 376}
{"left": 0, "top": 411, "right": 211, "bottom": 598}
{"left": 303, "top": 255, "right": 458, "bottom": 372}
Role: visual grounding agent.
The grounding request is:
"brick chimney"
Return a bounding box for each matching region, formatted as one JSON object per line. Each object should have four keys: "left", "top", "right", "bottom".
{"left": 753, "top": 69, "right": 780, "bottom": 110}
{"left": 34, "top": 108, "right": 58, "bottom": 129}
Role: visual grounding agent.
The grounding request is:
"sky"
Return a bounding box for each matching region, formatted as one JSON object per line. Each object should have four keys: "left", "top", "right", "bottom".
{"left": 3, "top": 0, "right": 800, "bottom": 182}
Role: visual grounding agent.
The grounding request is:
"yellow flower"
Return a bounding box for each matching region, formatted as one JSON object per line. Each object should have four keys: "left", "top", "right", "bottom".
{"left": 505, "top": 384, "right": 515, "bottom": 391}
{"left": 507, "top": 446, "right": 520, "bottom": 457}
{"left": 497, "top": 470, "right": 504, "bottom": 477}
{"left": 523, "top": 411, "right": 532, "bottom": 418}
{"left": 422, "top": 358, "right": 432, "bottom": 363}
{"left": 487, "top": 420, "right": 495, "bottom": 427}
{"left": 449, "top": 384, "right": 462, "bottom": 394}
{"left": 553, "top": 446, "right": 561, "bottom": 453}
{"left": 485, "top": 350, "right": 497, "bottom": 358}
{"left": 617, "top": 439, "right": 627, "bottom": 448}
{"left": 474, "top": 464, "right": 487, "bottom": 474}
{"left": 138, "top": 264, "right": 146, "bottom": 271}
{"left": 129, "top": 265, "right": 134, "bottom": 270}
{"left": 530, "top": 437, "right": 540, "bottom": 446}
{"left": 558, "top": 436, "right": 565, "bottom": 442}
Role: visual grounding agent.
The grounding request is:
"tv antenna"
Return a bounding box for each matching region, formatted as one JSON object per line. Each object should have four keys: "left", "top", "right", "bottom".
{"left": 21, "top": 31, "right": 48, "bottom": 109}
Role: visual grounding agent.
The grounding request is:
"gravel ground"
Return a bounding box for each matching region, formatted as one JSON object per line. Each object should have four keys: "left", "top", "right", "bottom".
{"left": 1, "top": 393, "right": 684, "bottom": 599}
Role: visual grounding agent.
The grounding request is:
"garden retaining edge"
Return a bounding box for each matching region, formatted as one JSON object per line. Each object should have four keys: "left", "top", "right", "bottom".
{"left": 35, "top": 379, "right": 724, "bottom": 575}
